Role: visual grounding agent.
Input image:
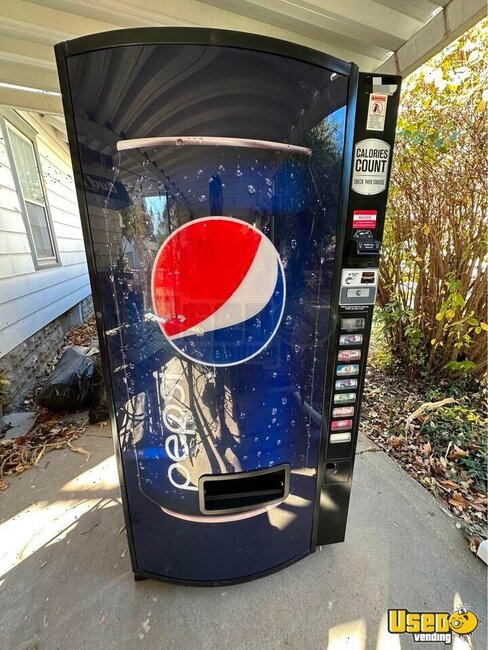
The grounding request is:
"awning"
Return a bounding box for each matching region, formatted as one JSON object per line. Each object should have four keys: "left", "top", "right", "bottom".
{"left": 0, "top": 0, "right": 484, "bottom": 144}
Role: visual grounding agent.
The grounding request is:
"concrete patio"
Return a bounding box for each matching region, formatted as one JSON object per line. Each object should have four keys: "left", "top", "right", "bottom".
{"left": 0, "top": 422, "right": 485, "bottom": 650}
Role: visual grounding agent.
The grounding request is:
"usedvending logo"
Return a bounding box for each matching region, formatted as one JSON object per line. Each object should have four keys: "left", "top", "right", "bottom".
{"left": 388, "top": 607, "right": 478, "bottom": 644}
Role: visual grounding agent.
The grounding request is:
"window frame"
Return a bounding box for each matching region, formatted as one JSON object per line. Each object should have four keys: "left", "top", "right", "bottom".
{"left": 1, "top": 110, "right": 61, "bottom": 270}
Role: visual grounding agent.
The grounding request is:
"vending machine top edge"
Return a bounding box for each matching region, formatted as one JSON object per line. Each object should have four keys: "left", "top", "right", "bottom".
{"left": 55, "top": 27, "right": 401, "bottom": 585}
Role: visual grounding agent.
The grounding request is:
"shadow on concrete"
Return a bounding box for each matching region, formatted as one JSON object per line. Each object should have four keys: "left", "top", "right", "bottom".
{"left": 0, "top": 428, "right": 485, "bottom": 650}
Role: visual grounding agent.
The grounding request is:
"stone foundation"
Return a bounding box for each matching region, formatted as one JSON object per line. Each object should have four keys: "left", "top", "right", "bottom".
{"left": 0, "top": 295, "right": 94, "bottom": 411}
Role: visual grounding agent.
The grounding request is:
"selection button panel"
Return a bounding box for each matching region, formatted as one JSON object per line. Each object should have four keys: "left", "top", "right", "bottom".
{"left": 330, "top": 432, "right": 352, "bottom": 444}
{"left": 339, "top": 333, "right": 363, "bottom": 346}
{"left": 338, "top": 349, "right": 361, "bottom": 362}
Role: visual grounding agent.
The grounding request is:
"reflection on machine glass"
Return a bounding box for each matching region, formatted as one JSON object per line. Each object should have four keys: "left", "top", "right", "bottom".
{"left": 67, "top": 41, "right": 349, "bottom": 579}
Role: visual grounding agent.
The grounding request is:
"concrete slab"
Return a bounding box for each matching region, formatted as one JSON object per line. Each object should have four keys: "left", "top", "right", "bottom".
{"left": 1, "top": 412, "right": 37, "bottom": 441}
{"left": 0, "top": 428, "right": 485, "bottom": 650}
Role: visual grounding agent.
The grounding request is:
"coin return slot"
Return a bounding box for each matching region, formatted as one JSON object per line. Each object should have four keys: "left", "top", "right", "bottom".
{"left": 199, "top": 465, "right": 290, "bottom": 515}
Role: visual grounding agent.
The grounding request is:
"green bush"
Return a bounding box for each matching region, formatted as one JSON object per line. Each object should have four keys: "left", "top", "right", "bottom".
{"left": 378, "top": 19, "right": 487, "bottom": 381}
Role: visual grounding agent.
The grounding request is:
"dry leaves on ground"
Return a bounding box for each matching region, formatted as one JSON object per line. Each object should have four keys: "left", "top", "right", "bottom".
{"left": 359, "top": 364, "right": 487, "bottom": 554}
{"left": 0, "top": 410, "right": 88, "bottom": 490}
{"left": 64, "top": 316, "right": 98, "bottom": 347}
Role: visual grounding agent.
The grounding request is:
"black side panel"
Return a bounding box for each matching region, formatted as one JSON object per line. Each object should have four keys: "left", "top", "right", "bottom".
{"left": 315, "top": 72, "right": 402, "bottom": 547}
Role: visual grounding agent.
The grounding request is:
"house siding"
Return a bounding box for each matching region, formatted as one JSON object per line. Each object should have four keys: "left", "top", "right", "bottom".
{"left": 0, "top": 111, "right": 91, "bottom": 358}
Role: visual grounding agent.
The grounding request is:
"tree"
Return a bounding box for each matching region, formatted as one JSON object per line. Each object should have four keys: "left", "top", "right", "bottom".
{"left": 378, "top": 19, "right": 487, "bottom": 381}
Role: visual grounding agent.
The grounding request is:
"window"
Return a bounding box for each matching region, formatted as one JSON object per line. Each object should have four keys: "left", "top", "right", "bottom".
{"left": 3, "top": 115, "right": 59, "bottom": 268}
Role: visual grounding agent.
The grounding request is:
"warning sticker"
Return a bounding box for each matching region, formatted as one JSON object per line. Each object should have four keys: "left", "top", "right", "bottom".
{"left": 366, "top": 94, "right": 387, "bottom": 131}
{"left": 353, "top": 210, "right": 377, "bottom": 229}
{"left": 352, "top": 138, "right": 390, "bottom": 196}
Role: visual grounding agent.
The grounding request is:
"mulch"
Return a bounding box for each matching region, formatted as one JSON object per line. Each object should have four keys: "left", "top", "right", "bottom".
{"left": 359, "top": 363, "right": 487, "bottom": 554}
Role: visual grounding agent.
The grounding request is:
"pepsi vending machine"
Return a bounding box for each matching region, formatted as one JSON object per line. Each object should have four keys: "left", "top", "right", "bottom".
{"left": 55, "top": 29, "right": 401, "bottom": 584}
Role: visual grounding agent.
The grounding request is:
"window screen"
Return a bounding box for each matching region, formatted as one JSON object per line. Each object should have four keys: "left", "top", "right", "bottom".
{"left": 7, "top": 123, "right": 57, "bottom": 262}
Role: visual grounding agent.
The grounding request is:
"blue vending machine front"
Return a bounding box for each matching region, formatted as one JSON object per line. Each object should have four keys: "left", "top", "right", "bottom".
{"left": 55, "top": 28, "right": 400, "bottom": 584}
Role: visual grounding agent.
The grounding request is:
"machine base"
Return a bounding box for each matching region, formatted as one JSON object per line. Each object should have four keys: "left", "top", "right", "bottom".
{"left": 131, "top": 550, "right": 312, "bottom": 587}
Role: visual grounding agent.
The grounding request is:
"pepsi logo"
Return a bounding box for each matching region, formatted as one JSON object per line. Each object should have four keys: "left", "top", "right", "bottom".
{"left": 151, "top": 217, "right": 286, "bottom": 366}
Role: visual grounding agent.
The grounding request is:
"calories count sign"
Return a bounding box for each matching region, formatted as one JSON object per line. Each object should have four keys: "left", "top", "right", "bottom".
{"left": 352, "top": 138, "right": 390, "bottom": 196}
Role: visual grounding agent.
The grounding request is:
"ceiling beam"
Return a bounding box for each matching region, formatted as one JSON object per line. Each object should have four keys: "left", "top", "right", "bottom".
{"left": 0, "top": 36, "right": 56, "bottom": 70}
{"left": 0, "top": 0, "right": 118, "bottom": 45}
{"left": 0, "top": 61, "right": 60, "bottom": 94}
{"left": 35, "top": 0, "right": 380, "bottom": 67}
{"left": 0, "top": 87, "right": 63, "bottom": 115}
{"left": 376, "top": 0, "right": 486, "bottom": 75}
{"left": 202, "top": 0, "right": 392, "bottom": 62}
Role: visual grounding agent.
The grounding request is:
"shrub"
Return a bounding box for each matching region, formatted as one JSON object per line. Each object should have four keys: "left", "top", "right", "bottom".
{"left": 378, "top": 19, "right": 488, "bottom": 381}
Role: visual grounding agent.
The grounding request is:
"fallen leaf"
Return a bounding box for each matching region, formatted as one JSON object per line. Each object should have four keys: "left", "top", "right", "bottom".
{"left": 422, "top": 441, "right": 432, "bottom": 455}
{"left": 99, "top": 613, "right": 106, "bottom": 624}
{"left": 471, "top": 503, "right": 487, "bottom": 512}
{"left": 68, "top": 442, "right": 91, "bottom": 463}
{"left": 448, "top": 492, "right": 471, "bottom": 509}
{"left": 447, "top": 444, "right": 469, "bottom": 461}
{"left": 389, "top": 435, "right": 406, "bottom": 448}
{"left": 438, "top": 479, "right": 459, "bottom": 490}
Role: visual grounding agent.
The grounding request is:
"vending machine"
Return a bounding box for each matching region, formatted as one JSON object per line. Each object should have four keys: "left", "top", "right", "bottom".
{"left": 55, "top": 28, "right": 401, "bottom": 584}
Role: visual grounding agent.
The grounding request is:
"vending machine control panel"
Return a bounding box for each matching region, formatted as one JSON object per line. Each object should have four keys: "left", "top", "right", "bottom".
{"left": 315, "top": 72, "right": 401, "bottom": 547}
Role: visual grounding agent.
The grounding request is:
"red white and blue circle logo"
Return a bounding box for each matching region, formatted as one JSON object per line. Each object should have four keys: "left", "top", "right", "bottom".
{"left": 151, "top": 217, "right": 286, "bottom": 366}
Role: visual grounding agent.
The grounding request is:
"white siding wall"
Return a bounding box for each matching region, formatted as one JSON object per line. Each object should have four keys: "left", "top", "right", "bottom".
{"left": 0, "top": 112, "right": 90, "bottom": 357}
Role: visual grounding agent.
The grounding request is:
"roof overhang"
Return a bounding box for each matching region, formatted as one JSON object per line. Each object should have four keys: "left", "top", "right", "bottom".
{"left": 0, "top": 0, "right": 485, "bottom": 143}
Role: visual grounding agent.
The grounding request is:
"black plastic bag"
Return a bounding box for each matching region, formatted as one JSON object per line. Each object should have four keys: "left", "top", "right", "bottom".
{"left": 88, "top": 354, "right": 109, "bottom": 423}
{"left": 38, "top": 346, "right": 103, "bottom": 411}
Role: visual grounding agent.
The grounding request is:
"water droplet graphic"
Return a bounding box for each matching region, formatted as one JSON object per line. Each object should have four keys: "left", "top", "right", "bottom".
{"left": 265, "top": 177, "right": 272, "bottom": 187}
{"left": 282, "top": 397, "right": 288, "bottom": 405}
{"left": 291, "top": 239, "right": 297, "bottom": 249}
{"left": 197, "top": 169, "right": 203, "bottom": 177}
{"left": 198, "top": 195, "right": 206, "bottom": 203}
{"left": 285, "top": 315, "right": 293, "bottom": 326}
{"left": 236, "top": 168, "right": 243, "bottom": 177}
{"left": 271, "top": 408, "right": 277, "bottom": 415}
{"left": 247, "top": 185, "right": 255, "bottom": 194}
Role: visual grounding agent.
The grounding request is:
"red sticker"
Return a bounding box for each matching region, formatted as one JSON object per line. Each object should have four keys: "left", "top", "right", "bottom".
{"left": 353, "top": 210, "right": 377, "bottom": 229}
{"left": 331, "top": 419, "right": 353, "bottom": 431}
